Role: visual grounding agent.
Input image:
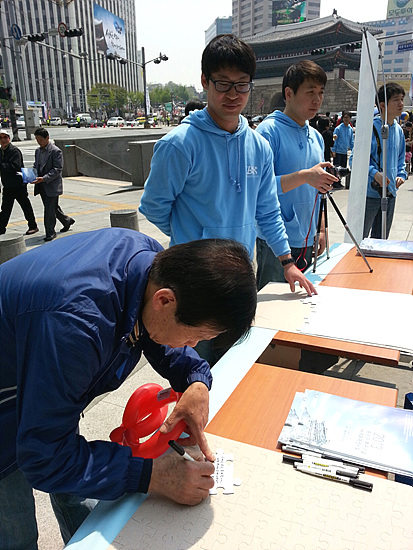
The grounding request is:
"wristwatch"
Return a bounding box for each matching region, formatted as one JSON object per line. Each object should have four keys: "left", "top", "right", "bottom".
{"left": 281, "top": 257, "right": 295, "bottom": 267}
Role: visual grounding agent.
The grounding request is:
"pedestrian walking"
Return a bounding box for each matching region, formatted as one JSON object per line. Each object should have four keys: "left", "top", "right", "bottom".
{"left": 31, "top": 128, "right": 75, "bottom": 241}
{"left": 0, "top": 129, "right": 38, "bottom": 236}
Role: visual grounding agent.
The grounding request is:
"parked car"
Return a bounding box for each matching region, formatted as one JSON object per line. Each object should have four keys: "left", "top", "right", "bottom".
{"left": 49, "top": 117, "right": 62, "bottom": 126}
{"left": 252, "top": 115, "right": 264, "bottom": 124}
{"left": 16, "top": 115, "right": 25, "bottom": 129}
{"left": 86, "top": 118, "right": 104, "bottom": 127}
{"left": 125, "top": 118, "right": 141, "bottom": 127}
{"left": 67, "top": 117, "right": 87, "bottom": 128}
{"left": 107, "top": 116, "right": 124, "bottom": 127}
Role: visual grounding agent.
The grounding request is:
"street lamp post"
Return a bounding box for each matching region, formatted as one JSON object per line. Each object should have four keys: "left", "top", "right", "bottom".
{"left": 100, "top": 48, "right": 167, "bottom": 128}
{"left": 139, "top": 47, "right": 168, "bottom": 128}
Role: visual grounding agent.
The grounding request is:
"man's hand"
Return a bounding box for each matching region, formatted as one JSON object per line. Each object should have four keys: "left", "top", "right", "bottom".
{"left": 396, "top": 177, "right": 404, "bottom": 189}
{"left": 31, "top": 177, "right": 44, "bottom": 184}
{"left": 373, "top": 172, "right": 390, "bottom": 187}
{"left": 159, "top": 382, "right": 214, "bottom": 461}
{"left": 305, "top": 162, "right": 338, "bottom": 193}
{"left": 316, "top": 231, "right": 326, "bottom": 257}
{"left": 149, "top": 453, "right": 215, "bottom": 505}
{"left": 283, "top": 262, "right": 316, "bottom": 296}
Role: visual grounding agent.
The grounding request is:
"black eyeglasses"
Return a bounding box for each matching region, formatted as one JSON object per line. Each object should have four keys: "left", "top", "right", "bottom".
{"left": 209, "top": 78, "right": 253, "bottom": 93}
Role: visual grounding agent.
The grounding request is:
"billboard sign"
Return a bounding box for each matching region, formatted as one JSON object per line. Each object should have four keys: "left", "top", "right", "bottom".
{"left": 398, "top": 40, "right": 413, "bottom": 52}
{"left": 93, "top": 3, "right": 126, "bottom": 58}
{"left": 272, "top": 0, "right": 306, "bottom": 27}
{"left": 387, "top": 0, "right": 413, "bottom": 18}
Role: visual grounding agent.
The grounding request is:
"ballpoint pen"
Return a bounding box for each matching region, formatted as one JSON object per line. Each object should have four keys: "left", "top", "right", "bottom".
{"left": 168, "top": 439, "right": 196, "bottom": 462}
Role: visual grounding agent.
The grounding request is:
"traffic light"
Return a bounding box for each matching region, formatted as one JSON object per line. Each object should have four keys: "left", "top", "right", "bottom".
{"left": 64, "top": 28, "right": 83, "bottom": 38}
{"left": 27, "top": 33, "right": 46, "bottom": 42}
{"left": 344, "top": 42, "right": 362, "bottom": 53}
{"left": 0, "top": 86, "right": 12, "bottom": 100}
{"left": 310, "top": 48, "right": 326, "bottom": 55}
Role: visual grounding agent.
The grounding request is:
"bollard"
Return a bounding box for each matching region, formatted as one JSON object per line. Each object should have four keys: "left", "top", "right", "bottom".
{"left": 0, "top": 231, "right": 27, "bottom": 264}
{"left": 110, "top": 209, "right": 139, "bottom": 231}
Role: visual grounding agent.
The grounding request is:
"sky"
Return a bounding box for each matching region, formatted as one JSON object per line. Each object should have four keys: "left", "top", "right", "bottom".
{"left": 135, "top": 1, "right": 390, "bottom": 90}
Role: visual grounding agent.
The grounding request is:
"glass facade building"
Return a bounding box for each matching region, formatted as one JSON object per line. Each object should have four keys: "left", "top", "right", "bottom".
{"left": 0, "top": 0, "right": 138, "bottom": 116}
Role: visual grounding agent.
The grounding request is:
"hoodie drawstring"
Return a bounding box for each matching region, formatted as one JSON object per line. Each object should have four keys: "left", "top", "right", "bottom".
{"left": 226, "top": 136, "right": 241, "bottom": 193}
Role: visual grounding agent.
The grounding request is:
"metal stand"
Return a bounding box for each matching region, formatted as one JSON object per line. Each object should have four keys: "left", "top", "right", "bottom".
{"left": 313, "top": 192, "right": 373, "bottom": 273}
{"left": 364, "top": 30, "right": 390, "bottom": 239}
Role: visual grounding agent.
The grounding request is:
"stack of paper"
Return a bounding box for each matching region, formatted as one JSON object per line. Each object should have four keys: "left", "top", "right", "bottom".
{"left": 359, "top": 238, "right": 413, "bottom": 259}
{"left": 279, "top": 390, "right": 413, "bottom": 478}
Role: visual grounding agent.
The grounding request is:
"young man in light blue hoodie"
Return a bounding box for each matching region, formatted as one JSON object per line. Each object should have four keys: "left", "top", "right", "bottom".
{"left": 139, "top": 35, "right": 315, "bottom": 300}
{"left": 255, "top": 60, "right": 337, "bottom": 291}
{"left": 331, "top": 111, "right": 354, "bottom": 189}
{"left": 358, "top": 82, "right": 406, "bottom": 239}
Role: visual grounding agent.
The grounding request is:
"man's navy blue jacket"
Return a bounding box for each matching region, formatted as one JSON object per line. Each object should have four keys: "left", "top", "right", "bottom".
{"left": 0, "top": 228, "right": 212, "bottom": 499}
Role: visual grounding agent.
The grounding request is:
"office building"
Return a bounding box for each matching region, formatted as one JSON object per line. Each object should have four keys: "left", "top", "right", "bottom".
{"left": 0, "top": 0, "right": 139, "bottom": 117}
{"left": 232, "top": 0, "right": 320, "bottom": 38}
{"left": 205, "top": 16, "right": 233, "bottom": 45}
{"left": 365, "top": 16, "right": 413, "bottom": 75}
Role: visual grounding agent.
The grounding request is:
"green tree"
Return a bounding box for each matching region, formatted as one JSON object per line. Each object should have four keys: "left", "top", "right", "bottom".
{"left": 0, "top": 78, "right": 9, "bottom": 113}
{"left": 149, "top": 86, "right": 172, "bottom": 105}
{"left": 147, "top": 82, "right": 201, "bottom": 105}
{"left": 87, "top": 83, "right": 128, "bottom": 116}
{"left": 128, "top": 91, "right": 144, "bottom": 115}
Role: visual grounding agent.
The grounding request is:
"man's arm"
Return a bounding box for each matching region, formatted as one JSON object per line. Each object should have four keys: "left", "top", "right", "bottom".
{"left": 1, "top": 146, "right": 22, "bottom": 174}
{"left": 33, "top": 147, "right": 63, "bottom": 184}
{"left": 279, "top": 162, "right": 337, "bottom": 194}
{"left": 396, "top": 126, "right": 408, "bottom": 186}
{"left": 255, "top": 148, "right": 316, "bottom": 295}
{"left": 139, "top": 140, "right": 190, "bottom": 236}
{"left": 15, "top": 310, "right": 150, "bottom": 500}
{"left": 349, "top": 127, "right": 355, "bottom": 150}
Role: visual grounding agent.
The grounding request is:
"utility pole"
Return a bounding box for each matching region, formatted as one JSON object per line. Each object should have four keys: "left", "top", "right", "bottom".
{"left": 8, "top": 0, "right": 30, "bottom": 140}
{"left": 142, "top": 47, "right": 149, "bottom": 127}
{"left": 4, "top": 0, "right": 31, "bottom": 140}
{"left": 0, "top": 1, "right": 19, "bottom": 140}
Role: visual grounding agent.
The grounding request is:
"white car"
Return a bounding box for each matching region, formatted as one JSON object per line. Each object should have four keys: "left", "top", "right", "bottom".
{"left": 50, "top": 117, "right": 62, "bottom": 126}
{"left": 125, "top": 119, "right": 141, "bottom": 127}
{"left": 16, "top": 115, "right": 25, "bottom": 129}
{"left": 107, "top": 116, "right": 124, "bottom": 127}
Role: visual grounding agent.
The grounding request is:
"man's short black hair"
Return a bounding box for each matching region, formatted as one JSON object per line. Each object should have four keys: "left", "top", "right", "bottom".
{"left": 149, "top": 238, "right": 257, "bottom": 349}
{"left": 202, "top": 34, "right": 256, "bottom": 82}
{"left": 282, "top": 60, "right": 327, "bottom": 100}
{"left": 317, "top": 116, "right": 330, "bottom": 132}
{"left": 34, "top": 127, "right": 49, "bottom": 139}
{"left": 378, "top": 82, "right": 405, "bottom": 104}
{"left": 184, "top": 100, "right": 205, "bottom": 117}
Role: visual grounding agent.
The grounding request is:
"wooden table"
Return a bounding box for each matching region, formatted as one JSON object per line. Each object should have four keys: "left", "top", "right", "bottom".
{"left": 206, "top": 362, "right": 398, "bottom": 478}
{"left": 257, "top": 248, "right": 413, "bottom": 368}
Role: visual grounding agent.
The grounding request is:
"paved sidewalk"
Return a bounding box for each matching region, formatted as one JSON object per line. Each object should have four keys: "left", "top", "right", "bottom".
{"left": 4, "top": 171, "right": 413, "bottom": 549}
